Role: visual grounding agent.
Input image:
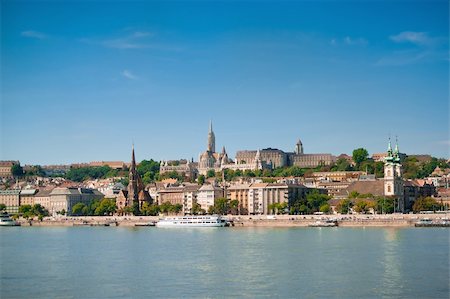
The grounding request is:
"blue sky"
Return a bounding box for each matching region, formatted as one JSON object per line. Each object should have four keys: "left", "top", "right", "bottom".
{"left": 1, "top": 0, "right": 448, "bottom": 165}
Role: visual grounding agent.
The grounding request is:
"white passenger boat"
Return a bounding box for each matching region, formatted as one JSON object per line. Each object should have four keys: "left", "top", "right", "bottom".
{"left": 156, "top": 215, "right": 227, "bottom": 227}
{"left": 0, "top": 212, "right": 20, "bottom": 226}
{"left": 308, "top": 219, "right": 338, "bottom": 227}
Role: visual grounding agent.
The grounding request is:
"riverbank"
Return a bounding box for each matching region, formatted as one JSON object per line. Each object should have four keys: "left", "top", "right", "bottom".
{"left": 14, "top": 213, "right": 450, "bottom": 227}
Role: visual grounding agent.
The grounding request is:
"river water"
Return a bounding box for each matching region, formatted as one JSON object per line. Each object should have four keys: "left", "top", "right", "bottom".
{"left": 0, "top": 227, "right": 448, "bottom": 298}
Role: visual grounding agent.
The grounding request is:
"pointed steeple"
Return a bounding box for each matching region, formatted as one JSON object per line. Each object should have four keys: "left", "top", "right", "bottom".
{"left": 394, "top": 136, "right": 399, "bottom": 154}
{"left": 207, "top": 120, "right": 215, "bottom": 153}
{"left": 385, "top": 137, "right": 394, "bottom": 163}
{"left": 387, "top": 137, "right": 392, "bottom": 153}
{"left": 393, "top": 136, "right": 401, "bottom": 163}
{"left": 131, "top": 143, "right": 136, "bottom": 169}
{"left": 127, "top": 144, "right": 139, "bottom": 207}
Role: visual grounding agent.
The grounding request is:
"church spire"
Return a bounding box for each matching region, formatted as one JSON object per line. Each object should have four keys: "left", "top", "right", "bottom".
{"left": 394, "top": 136, "right": 401, "bottom": 163}
{"left": 394, "top": 136, "right": 399, "bottom": 154}
{"left": 127, "top": 144, "right": 139, "bottom": 209}
{"left": 207, "top": 120, "right": 216, "bottom": 153}
{"left": 131, "top": 143, "right": 136, "bottom": 169}
{"left": 387, "top": 137, "right": 393, "bottom": 156}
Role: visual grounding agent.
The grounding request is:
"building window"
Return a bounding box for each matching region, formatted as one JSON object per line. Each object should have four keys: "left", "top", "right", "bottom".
{"left": 388, "top": 185, "right": 391, "bottom": 193}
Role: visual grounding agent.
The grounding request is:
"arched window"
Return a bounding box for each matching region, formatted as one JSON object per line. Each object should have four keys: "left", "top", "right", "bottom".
{"left": 387, "top": 185, "right": 391, "bottom": 193}
{"left": 387, "top": 170, "right": 391, "bottom": 176}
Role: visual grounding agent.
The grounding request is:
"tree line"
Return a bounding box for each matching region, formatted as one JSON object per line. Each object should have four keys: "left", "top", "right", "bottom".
{"left": 9, "top": 149, "right": 449, "bottom": 184}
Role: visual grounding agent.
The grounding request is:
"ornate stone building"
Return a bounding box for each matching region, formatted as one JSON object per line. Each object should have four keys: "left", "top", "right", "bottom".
{"left": 116, "top": 146, "right": 152, "bottom": 213}
{"left": 197, "top": 122, "right": 269, "bottom": 175}
{"left": 160, "top": 159, "right": 198, "bottom": 180}
{"left": 235, "top": 138, "right": 335, "bottom": 169}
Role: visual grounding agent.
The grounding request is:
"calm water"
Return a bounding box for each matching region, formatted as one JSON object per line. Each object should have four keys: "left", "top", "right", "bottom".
{"left": 0, "top": 227, "right": 448, "bottom": 299}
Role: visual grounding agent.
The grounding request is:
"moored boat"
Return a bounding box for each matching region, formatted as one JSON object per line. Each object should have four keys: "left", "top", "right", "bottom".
{"left": 308, "top": 219, "right": 338, "bottom": 227}
{"left": 0, "top": 212, "right": 20, "bottom": 226}
{"left": 156, "top": 215, "right": 227, "bottom": 227}
{"left": 415, "top": 218, "right": 450, "bottom": 227}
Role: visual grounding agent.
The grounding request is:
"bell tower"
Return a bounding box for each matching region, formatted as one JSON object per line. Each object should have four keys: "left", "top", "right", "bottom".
{"left": 384, "top": 137, "right": 404, "bottom": 211}
{"left": 295, "top": 139, "right": 304, "bottom": 155}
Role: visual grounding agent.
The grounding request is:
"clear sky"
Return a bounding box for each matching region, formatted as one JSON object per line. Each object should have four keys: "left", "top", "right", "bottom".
{"left": 1, "top": 0, "right": 448, "bottom": 165}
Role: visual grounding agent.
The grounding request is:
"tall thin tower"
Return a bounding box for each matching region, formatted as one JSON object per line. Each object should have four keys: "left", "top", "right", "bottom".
{"left": 207, "top": 120, "right": 216, "bottom": 153}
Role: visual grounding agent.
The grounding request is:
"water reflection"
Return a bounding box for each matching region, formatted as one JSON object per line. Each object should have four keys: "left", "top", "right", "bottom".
{"left": 381, "top": 229, "right": 404, "bottom": 298}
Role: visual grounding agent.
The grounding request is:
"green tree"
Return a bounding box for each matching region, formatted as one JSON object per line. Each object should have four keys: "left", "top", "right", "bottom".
{"left": 353, "top": 200, "right": 370, "bottom": 214}
{"left": 352, "top": 148, "right": 369, "bottom": 168}
{"left": 229, "top": 199, "right": 239, "bottom": 215}
{"left": 0, "top": 204, "right": 6, "bottom": 211}
{"left": 243, "top": 170, "right": 256, "bottom": 177}
{"left": 336, "top": 199, "right": 353, "bottom": 214}
{"left": 197, "top": 175, "right": 205, "bottom": 185}
{"left": 412, "top": 197, "right": 441, "bottom": 212}
{"left": 19, "top": 205, "right": 33, "bottom": 218}
{"left": 31, "top": 204, "right": 48, "bottom": 216}
{"left": 268, "top": 203, "right": 276, "bottom": 214}
{"left": 348, "top": 191, "right": 360, "bottom": 199}
{"left": 191, "top": 202, "right": 203, "bottom": 215}
{"left": 24, "top": 165, "right": 45, "bottom": 177}
{"left": 206, "top": 169, "right": 216, "bottom": 178}
{"left": 65, "top": 166, "right": 113, "bottom": 182}
{"left": 94, "top": 199, "right": 117, "bottom": 216}
{"left": 137, "top": 160, "right": 160, "bottom": 178}
{"left": 306, "top": 191, "right": 331, "bottom": 213}
{"left": 132, "top": 202, "right": 141, "bottom": 216}
{"left": 375, "top": 197, "right": 394, "bottom": 214}
{"left": 332, "top": 158, "right": 352, "bottom": 171}
{"left": 159, "top": 171, "right": 184, "bottom": 181}
{"left": 71, "top": 203, "right": 87, "bottom": 216}
{"left": 213, "top": 197, "right": 229, "bottom": 215}
{"left": 123, "top": 206, "right": 133, "bottom": 215}
{"left": 159, "top": 202, "right": 172, "bottom": 214}
{"left": 169, "top": 203, "right": 183, "bottom": 215}
{"left": 208, "top": 205, "right": 216, "bottom": 215}
{"left": 319, "top": 203, "right": 331, "bottom": 214}
{"left": 11, "top": 164, "right": 24, "bottom": 177}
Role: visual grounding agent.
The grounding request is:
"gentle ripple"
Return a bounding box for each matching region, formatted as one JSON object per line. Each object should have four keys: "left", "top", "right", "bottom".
{"left": 0, "top": 227, "right": 448, "bottom": 298}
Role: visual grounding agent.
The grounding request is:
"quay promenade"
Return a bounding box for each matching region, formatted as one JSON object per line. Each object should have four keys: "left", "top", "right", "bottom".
{"left": 15, "top": 213, "right": 450, "bottom": 227}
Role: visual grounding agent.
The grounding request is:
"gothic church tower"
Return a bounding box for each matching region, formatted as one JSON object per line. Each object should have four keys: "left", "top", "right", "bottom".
{"left": 207, "top": 120, "right": 215, "bottom": 153}
{"left": 127, "top": 145, "right": 140, "bottom": 208}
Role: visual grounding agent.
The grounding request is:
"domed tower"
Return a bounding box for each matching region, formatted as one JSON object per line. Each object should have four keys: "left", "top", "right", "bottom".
{"left": 207, "top": 120, "right": 215, "bottom": 153}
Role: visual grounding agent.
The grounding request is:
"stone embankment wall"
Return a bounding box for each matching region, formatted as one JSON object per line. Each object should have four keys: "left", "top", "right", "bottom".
{"left": 15, "top": 213, "right": 449, "bottom": 227}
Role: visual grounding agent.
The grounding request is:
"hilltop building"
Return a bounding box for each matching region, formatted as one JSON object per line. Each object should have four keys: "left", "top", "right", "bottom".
{"left": 236, "top": 139, "right": 335, "bottom": 169}
{"left": 0, "top": 161, "right": 19, "bottom": 178}
{"left": 197, "top": 121, "right": 268, "bottom": 175}
{"left": 160, "top": 159, "right": 198, "bottom": 180}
